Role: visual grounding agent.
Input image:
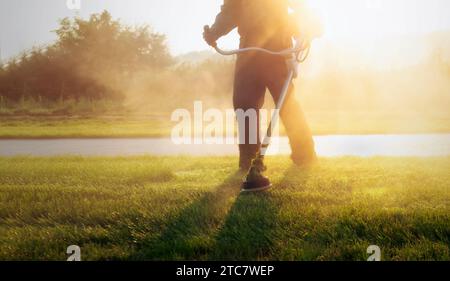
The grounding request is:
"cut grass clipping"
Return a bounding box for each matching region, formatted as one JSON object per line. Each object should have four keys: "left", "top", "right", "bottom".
{"left": 0, "top": 156, "right": 448, "bottom": 260}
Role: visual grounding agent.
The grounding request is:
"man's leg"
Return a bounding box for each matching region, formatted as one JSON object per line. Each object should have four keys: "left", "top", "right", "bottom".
{"left": 233, "top": 56, "right": 266, "bottom": 171}
{"left": 268, "top": 75, "right": 317, "bottom": 165}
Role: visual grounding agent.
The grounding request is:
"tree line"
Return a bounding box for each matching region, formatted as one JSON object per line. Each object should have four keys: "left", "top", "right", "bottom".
{"left": 0, "top": 11, "right": 175, "bottom": 102}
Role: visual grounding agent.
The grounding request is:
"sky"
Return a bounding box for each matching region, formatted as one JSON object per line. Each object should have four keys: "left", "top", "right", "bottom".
{"left": 0, "top": 0, "right": 450, "bottom": 61}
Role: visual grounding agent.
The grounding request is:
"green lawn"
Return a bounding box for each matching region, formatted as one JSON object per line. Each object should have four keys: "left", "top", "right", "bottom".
{"left": 0, "top": 156, "right": 448, "bottom": 261}
{"left": 1, "top": 112, "right": 449, "bottom": 138}
{"left": 0, "top": 117, "right": 171, "bottom": 138}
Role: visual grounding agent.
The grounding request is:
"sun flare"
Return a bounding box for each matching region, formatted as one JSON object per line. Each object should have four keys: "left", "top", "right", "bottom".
{"left": 305, "top": 0, "right": 450, "bottom": 41}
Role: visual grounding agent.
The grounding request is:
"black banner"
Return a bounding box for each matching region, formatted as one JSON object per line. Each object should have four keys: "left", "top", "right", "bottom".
{"left": 0, "top": 261, "right": 445, "bottom": 280}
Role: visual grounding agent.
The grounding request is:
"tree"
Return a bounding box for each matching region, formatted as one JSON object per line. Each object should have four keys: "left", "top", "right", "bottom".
{"left": 1, "top": 10, "right": 173, "bottom": 101}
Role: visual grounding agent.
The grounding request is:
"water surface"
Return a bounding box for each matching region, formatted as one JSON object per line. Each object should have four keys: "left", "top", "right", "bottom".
{"left": 0, "top": 134, "right": 449, "bottom": 157}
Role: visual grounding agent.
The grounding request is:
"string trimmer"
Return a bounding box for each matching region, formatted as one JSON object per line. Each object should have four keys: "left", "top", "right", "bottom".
{"left": 206, "top": 27, "right": 311, "bottom": 192}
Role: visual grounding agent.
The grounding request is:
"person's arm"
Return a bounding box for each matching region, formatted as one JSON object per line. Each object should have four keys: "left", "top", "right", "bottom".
{"left": 204, "top": 0, "right": 239, "bottom": 46}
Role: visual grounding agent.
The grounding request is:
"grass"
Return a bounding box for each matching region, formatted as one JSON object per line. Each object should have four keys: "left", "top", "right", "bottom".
{"left": 0, "top": 116, "right": 172, "bottom": 138}
{"left": 0, "top": 156, "right": 448, "bottom": 261}
{"left": 1, "top": 111, "right": 449, "bottom": 138}
{"left": 0, "top": 98, "right": 172, "bottom": 138}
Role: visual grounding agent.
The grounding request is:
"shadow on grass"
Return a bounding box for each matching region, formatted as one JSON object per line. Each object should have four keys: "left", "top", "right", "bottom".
{"left": 129, "top": 171, "right": 243, "bottom": 260}
{"left": 211, "top": 192, "right": 278, "bottom": 260}
{"left": 129, "top": 164, "right": 313, "bottom": 260}
{"left": 211, "top": 165, "right": 312, "bottom": 260}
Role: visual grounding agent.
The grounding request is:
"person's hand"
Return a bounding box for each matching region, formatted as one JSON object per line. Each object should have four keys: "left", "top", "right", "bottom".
{"left": 203, "top": 25, "right": 217, "bottom": 48}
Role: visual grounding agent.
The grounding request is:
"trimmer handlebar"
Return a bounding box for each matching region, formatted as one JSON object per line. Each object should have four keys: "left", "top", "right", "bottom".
{"left": 213, "top": 42, "right": 308, "bottom": 57}
{"left": 204, "top": 25, "right": 309, "bottom": 58}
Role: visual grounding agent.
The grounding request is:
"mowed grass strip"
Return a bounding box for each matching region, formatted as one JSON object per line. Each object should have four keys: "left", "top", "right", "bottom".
{"left": 0, "top": 118, "right": 172, "bottom": 138}
{"left": 1, "top": 112, "right": 449, "bottom": 138}
{"left": 0, "top": 156, "right": 448, "bottom": 261}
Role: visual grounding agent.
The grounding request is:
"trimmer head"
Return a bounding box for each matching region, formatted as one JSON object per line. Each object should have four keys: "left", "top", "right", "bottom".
{"left": 241, "top": 156, "right": 272, "bottom": 193}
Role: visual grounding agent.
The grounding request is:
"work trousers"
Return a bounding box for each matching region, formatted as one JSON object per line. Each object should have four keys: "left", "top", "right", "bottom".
{"left": 233, "top": 52, "right": 316, "bottom": 169}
